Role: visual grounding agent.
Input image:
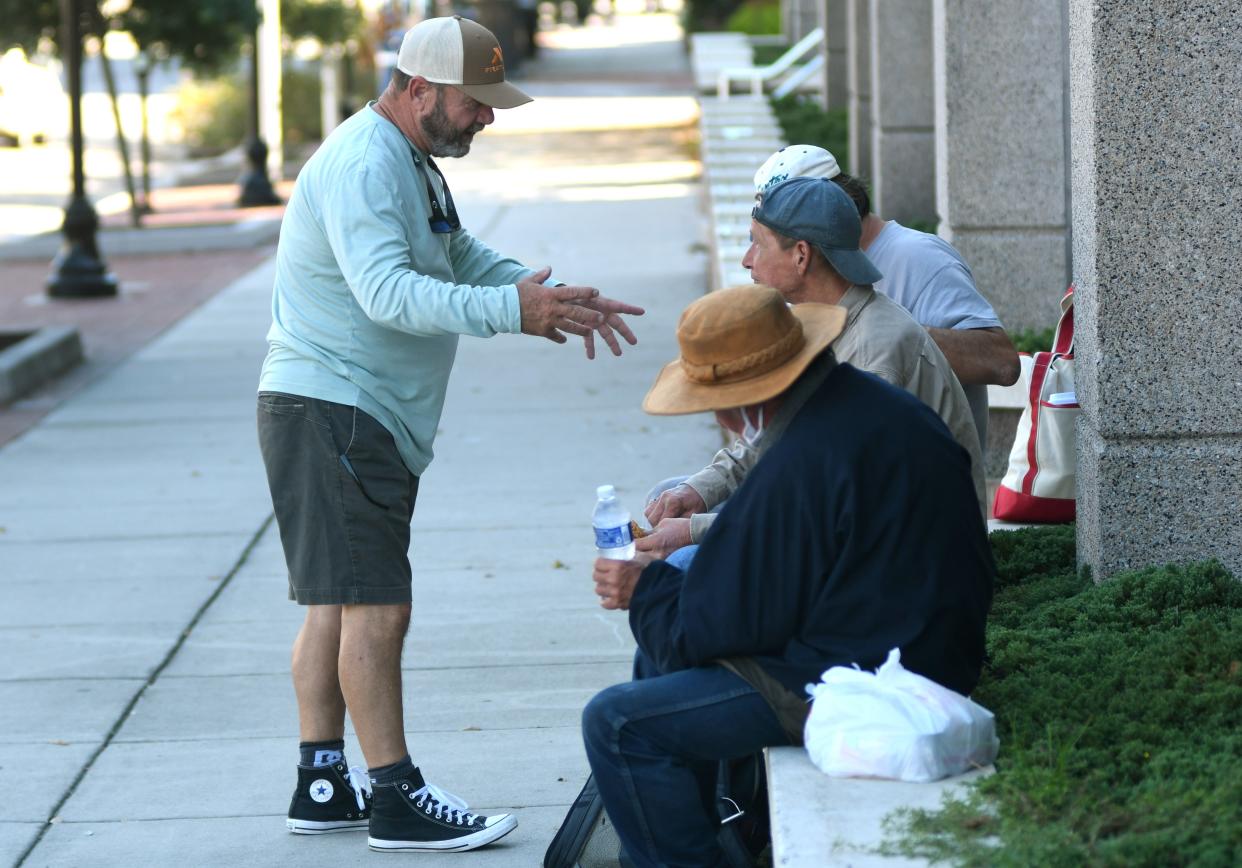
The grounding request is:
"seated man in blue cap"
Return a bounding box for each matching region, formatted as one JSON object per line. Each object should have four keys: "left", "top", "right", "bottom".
{"left": 752, "top": 145, "right": 1020, "bottom": 452}
{"left": 584, "top": 284, "right": 994, "bottom": 868}
{"left": 638, "top": 177, "right": 985, "bottom": 565}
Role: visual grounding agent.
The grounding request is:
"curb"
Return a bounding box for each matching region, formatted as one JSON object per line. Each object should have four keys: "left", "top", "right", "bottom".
{"left": 0, "top": 325, "right": 83, "bottom": 404}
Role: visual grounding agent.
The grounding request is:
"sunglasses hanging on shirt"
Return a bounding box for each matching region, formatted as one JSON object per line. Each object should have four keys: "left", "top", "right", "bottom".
{"left": 411, "top": 150, "right": 461, "bottom": 234}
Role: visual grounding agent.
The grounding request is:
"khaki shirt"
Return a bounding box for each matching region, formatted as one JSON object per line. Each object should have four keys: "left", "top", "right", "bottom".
{"left": 686, "top": 285, "right": 986, "bottom": 541}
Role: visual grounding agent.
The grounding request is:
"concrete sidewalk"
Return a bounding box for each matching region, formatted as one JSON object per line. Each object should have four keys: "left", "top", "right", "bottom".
{"left": 0, "top": 12, "right": 717, "bottom": 866}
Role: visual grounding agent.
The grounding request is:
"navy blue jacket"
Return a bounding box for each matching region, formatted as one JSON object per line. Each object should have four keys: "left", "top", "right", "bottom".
{"left": 630, "top": 362, "right": 994, "bottom": 700}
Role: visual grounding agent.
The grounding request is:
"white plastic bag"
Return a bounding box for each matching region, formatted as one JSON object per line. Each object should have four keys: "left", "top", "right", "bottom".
{"left": 803, "top": 648, "right": 999, "bottom": 782}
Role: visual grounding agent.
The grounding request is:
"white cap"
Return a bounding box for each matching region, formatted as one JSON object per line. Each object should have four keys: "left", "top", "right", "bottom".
{"left": 596, "top": 484, "right": 616, "bottom": 499}
{"left": 396, "top": 15, "right": 531, "bottom": 109}
{"left": 753, "top": 145, "right": 841, "bottom": 194}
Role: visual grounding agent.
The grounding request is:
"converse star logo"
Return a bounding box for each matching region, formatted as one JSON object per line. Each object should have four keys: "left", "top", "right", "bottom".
{"left": 309, "top": 779, "right": 334, "bottom": 803}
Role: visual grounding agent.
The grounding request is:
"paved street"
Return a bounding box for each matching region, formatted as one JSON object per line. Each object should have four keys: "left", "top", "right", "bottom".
{"left": 0, "top": 11, "right": 718, "bottom": 866}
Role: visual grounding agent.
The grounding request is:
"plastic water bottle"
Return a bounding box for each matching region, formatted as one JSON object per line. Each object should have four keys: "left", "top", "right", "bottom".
{"left": 592, "top": 484, "right": 635, "bottom": 560}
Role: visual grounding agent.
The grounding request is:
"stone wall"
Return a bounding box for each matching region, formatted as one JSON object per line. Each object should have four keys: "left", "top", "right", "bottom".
{"left": 1070, "top": 0, "right": 1242, "bottom": 579}
{"left": 933, "top": 0, "right": 1070, "bottom": 332}
{"left": 867, "top": 0, "right": 935, "bottom": 225}
{"left": 846, "top": 0, "right": 872, "bottom": 178}
{"left": 824, "top": 0, "right": 849, "bottom": 110}
{"left": 783, "top": 0, "right": 822, "bottom": 43}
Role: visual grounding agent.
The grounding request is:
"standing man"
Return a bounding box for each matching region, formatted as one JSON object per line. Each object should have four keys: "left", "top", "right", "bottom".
{"left": 754, "top": 145, "right": 1021, "bottom": 450}
{"left": 257, "top": 15, "right": 643, "bottom": 854}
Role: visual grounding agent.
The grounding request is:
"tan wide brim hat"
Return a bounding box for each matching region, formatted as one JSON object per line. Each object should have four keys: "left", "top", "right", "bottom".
{"left": 643, "top": 285, "right": 846, "bottom": 416}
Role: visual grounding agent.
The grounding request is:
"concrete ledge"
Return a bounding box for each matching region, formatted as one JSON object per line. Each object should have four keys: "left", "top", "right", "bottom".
{"left": 0, "top": 219, "right": 281, "bottom": 262}
{"left": 766, "top": 746, "right": 992, "bottom": 867}
{"left": 690, "top": 32, "right": 754, "bottom": 92}
{"left": 0, "top": 326, "right": 84, "bottom": 404}
{"left": 697, "top": 86, "right": 788, "bottom": 292}
{"left": 702, "top": 137, "right": 785, "bottom": 154}
{"left": 704, "top": 152, "right": 780, "bottom": 170}
{"left": 988, "top": 518, "right": 1036, "bottom": 532}
{"left": 986, "top": 372, "right": 1031, "bottom": 477}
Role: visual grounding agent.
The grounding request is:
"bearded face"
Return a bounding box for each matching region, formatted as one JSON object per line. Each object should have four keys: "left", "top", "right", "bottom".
{"left": 420, "top": 86, "right": 486, "bottom": 158}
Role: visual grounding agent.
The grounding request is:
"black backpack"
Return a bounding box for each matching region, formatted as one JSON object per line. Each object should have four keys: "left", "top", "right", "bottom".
{"left": 543, "top": 756, "right": 770, "bottom": 868}
{"left": 543, "top": 775, "right": 622, "bottom": 868}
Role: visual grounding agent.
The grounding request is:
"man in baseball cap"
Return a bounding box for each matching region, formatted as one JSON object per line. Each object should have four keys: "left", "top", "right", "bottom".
{"left": 752, "top": 143, "right": 841, "bottom": 194}
{"left": 584, "top": 285, "right": 994, "bottom": 868}
{"left": 396, "top": 14, "right": 532, "bottom": 110}
{"left": 639, "top": 177, "right": 985, "bottom": 567}
{"left": 753, "top": 145, "right": 1020, "bottom": 452}
{"left": 262, "top": 13, "right": 644, "bottom": 855}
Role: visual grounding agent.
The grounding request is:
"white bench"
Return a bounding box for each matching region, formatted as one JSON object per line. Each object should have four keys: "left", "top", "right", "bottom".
{"left": 766, "top": 746, "right": 993, "bottom": 867}
{"left": 717, "top": 27, "right": 825, "bottom": 99}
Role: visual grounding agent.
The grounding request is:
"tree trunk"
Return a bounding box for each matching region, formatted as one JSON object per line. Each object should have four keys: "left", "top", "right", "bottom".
{"left": 93, "top": 28, "right": 142, "bottom": 228}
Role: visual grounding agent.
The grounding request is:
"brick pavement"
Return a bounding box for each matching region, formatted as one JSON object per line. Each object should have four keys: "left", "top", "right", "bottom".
{"left": 0, "top": 243, "right": 274, "bottom": 448}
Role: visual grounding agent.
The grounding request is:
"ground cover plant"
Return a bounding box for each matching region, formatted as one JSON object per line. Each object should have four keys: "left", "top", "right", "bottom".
{"left": 1010, "top": 326, "right": 1057, "bottom": 355}
{"left": 769, "top": 95, "right": 848, "bottom": 165}
{"left": 885, "top": 525, "right": 1242, "bottom": 867}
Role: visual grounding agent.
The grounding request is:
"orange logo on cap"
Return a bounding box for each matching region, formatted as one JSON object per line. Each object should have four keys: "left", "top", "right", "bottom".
{"left": 483, "top": 46, "right": 504, "bottom": 73}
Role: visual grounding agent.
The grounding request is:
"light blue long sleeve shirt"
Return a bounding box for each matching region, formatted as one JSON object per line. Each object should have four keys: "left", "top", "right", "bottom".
{"left": 259, "top": 105, "right": 532, "bottom": 475}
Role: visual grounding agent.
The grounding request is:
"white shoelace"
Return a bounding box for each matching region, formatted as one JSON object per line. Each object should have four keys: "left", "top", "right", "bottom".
{"left": 412, "top": 782, "right": 477, "bottom": 825}
{"left": 346, "top": 765, "right": 372, "bottom": 811}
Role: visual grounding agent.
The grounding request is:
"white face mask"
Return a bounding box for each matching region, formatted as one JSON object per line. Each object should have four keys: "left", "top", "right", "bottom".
{"left": 741, "top": 405, "right": 766, "bottom": 446}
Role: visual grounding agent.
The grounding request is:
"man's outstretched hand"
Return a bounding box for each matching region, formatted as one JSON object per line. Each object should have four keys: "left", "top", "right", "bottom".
{"left": 578, "top": 293, "right": 644, "bottom": 359}
{"left": 517, "top": 267, "right": 644, "bottom": 359}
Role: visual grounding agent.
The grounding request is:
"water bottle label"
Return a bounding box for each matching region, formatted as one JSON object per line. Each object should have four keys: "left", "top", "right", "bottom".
{"left": 594, "top": 523, "right": 632, "bottom": 549}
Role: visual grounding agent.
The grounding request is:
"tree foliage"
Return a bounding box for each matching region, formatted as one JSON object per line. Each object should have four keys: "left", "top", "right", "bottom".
{"left": 281, "top": 0, "right": 364, "bottom": 45}
{"left": 0, "top": 0, "right": 361, "bottom": 65}
{"left": 0, "top": 0, "right": 61, "bottom": 54}
{"left": 120, "top": 0, "right": 259, "bottom": 72}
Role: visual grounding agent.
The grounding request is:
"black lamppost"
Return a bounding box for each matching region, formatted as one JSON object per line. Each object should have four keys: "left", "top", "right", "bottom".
{"left": 48, "top": 0, "right": 117, "bottom": 298}
{"left": 134, "top": 49, "right": 154, "bottom": 215}
{"left": 238, "top": 26, "right": 280, "bottom": 207}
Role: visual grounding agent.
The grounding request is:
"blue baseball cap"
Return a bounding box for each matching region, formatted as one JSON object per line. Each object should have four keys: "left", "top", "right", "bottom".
{"left": 752, "top": 176, "right": 883, "bottom": 286}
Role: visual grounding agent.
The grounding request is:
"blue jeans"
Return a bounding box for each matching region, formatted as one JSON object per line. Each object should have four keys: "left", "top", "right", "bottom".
{"left": 582, "top": 658, "right": 790, "bottom": 867}
{"left": 665, "top": 544, "right": 698, "bottom": 571}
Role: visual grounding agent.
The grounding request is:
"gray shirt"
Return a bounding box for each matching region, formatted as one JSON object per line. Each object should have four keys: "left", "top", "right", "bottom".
{"left": 865, "top": 221, "right": 1003, "bottom": 448}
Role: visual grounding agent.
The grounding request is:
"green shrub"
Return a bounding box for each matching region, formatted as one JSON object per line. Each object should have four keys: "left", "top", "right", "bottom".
{"left": 750, "top": 43, "right": 787, "bottom": 66}
{"left": 769, "top": 94, "right": 848, "bottom": 166}
{"left": 173, "top": 75, "right": 248, "bottom": 156}
{"left": 173, "top": 66, "right": 324, "bottom": 157}
{"left": 281, "top": 67, "right": 322, "bottom": 147}
{"left": 684, "top": 0, "right": 746, "bottom": 34}
{"left": 885, "top": 526, "right": 1242, "bottom": 867}
{"left": 725, "top": 0, "right": 780, "bottom": 35}
{"left": 1010, "top": 326, "right": 1057, "bottom": 354}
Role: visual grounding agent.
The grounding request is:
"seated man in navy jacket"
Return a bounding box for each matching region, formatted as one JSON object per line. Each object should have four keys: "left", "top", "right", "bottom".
{"left": 584, "top": 284, "right": 994, "bottom": 868}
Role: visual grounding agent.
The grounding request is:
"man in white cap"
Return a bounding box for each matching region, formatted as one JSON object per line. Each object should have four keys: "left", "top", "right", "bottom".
{"left": 257, "top": 15, "right": 643, "bottom": 853}
{"left": 585, "top": 285, "right": 993, "bottom": 868}
{"left": 753, "top": 144, "right": 1020, "bottom": 449}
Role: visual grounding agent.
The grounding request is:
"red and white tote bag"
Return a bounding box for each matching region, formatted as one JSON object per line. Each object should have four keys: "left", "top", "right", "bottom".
{"left": 992, "top": 288, "right": 1078, "bottom": 523}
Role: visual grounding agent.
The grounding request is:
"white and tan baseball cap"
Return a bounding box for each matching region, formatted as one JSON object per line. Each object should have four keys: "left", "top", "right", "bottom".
{"left": 753, "top": 145, "right": 841, "bottom": 194}
{"left": 397, "top": 15, "right": 532, "bottom": 109}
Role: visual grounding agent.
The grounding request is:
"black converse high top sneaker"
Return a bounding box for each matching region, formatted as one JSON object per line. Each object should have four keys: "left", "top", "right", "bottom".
{"left": 287, "top": 762, "right": 372, "bottom": 833}
{"left": 368, "top": 766, "right": 517, "bottom": 852}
